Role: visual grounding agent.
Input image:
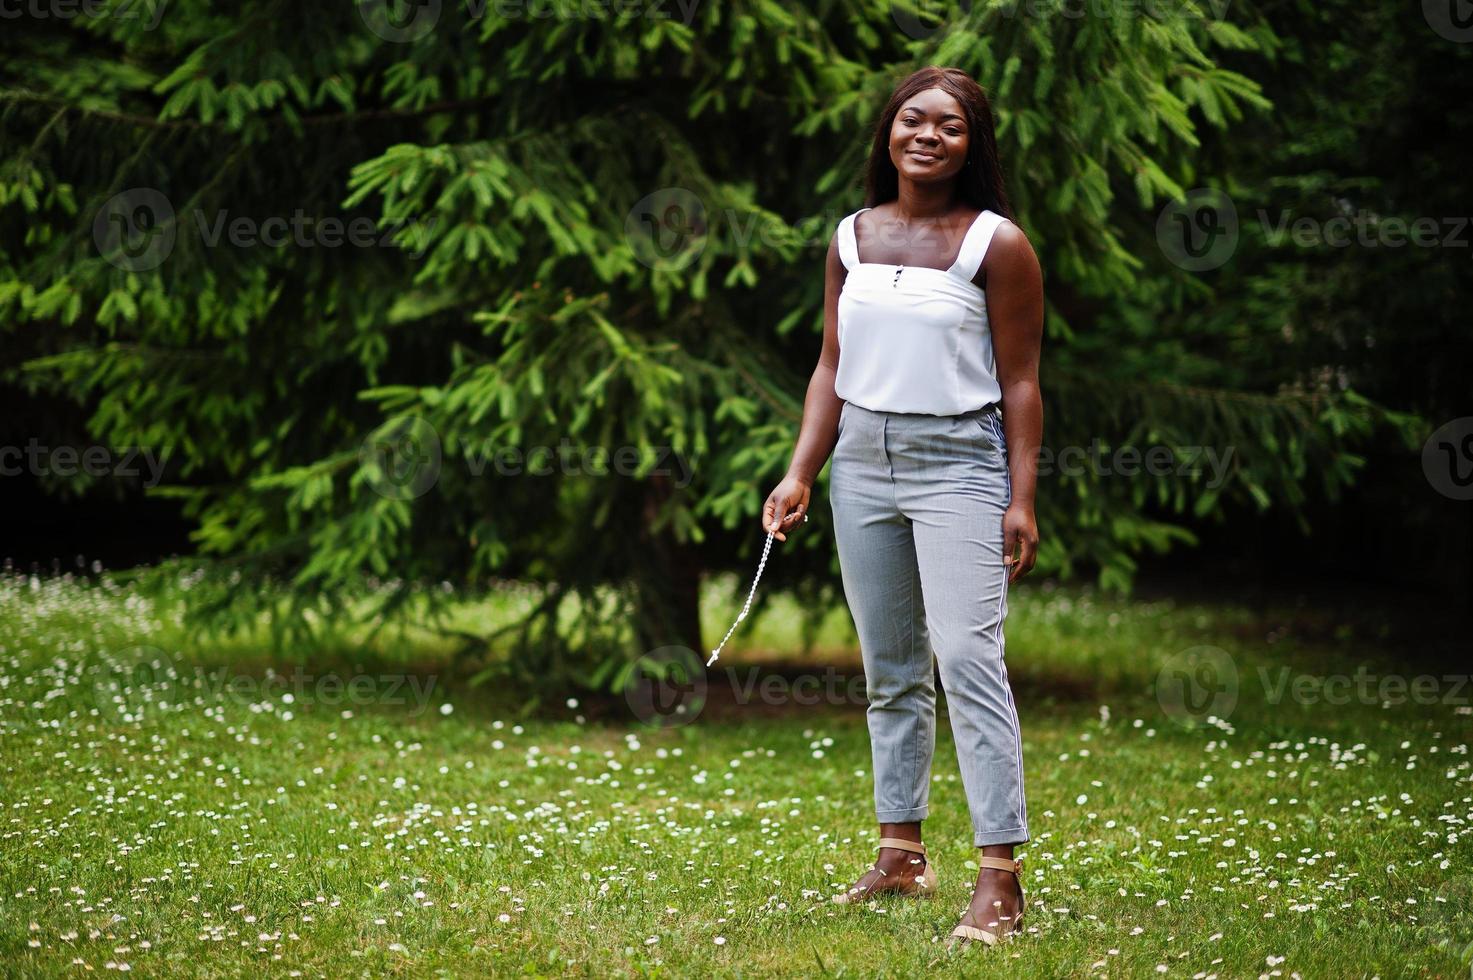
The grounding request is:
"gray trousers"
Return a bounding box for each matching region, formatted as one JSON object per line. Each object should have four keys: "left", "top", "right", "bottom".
{"left": 829, "top": 400, "right": 1029, "bottom": 847}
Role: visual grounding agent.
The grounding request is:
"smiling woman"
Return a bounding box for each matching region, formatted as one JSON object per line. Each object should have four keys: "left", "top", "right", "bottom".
{"left": 761, "top": 65, "right": 1045, "bottom": 955}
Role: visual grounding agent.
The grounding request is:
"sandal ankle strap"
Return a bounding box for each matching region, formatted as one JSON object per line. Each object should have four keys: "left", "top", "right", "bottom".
{"left": 877, "top": 837, "right": 927, "bottom": 855}
{"left": 978, "top": 855, "right": 1022, "bottom": 875}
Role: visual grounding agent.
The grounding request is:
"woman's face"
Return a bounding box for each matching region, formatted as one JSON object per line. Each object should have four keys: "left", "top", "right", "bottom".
{"left": 889, "top": 87, "right": 970, "bottom": 184}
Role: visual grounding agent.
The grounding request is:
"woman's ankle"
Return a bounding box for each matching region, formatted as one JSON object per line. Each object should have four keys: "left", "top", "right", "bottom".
{"left": 875, "top": 847, "right": 925, "bottom": 876}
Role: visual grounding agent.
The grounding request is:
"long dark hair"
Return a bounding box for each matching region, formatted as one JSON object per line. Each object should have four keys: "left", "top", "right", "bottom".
{"left": 863, "top": 66, "right": 1014, "bottom": 222}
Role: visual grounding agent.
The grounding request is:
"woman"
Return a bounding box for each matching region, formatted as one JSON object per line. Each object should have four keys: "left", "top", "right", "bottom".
{"left": 761, "top": 65, "right": 1043, "bottom": 951}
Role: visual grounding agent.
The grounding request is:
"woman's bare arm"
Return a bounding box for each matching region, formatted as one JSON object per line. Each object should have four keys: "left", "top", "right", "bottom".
{"left": 764, "top": 230, "right": 848, "bottom": 540}
{"left": 982, "top": 220, "right": 1044, "bottom": 580}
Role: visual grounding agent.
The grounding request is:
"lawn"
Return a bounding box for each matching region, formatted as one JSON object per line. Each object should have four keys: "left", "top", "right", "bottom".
{"left": 1, "top": 570, "right": 1469, "bottom": 977}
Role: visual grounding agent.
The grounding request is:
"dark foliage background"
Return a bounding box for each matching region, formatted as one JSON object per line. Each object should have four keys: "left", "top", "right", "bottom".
{"left": 2, "top": 0, "right": 1467, "bottom": 692}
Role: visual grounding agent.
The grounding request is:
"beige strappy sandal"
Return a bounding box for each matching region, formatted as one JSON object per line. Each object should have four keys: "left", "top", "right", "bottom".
{"left": 946, "top": 855, "right": 1025, "bottom": 949}
{"left": 831, "top": 837, "right": 939, "bottom": 904}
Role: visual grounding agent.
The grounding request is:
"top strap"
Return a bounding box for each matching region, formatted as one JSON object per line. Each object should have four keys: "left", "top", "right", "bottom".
{"left": 877, "top": 836, "right": 927, "bottom": 854}
{"left": 977, "top": 855, "right": 1022, "bottom": 875}
{"left": 837, "top": 208, "right": 870, "bottom": 271}
{"left": 946, "top": 209, "right": 1006, "bottom": 282}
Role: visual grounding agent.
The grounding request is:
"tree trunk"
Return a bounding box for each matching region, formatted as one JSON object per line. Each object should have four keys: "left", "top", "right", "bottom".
{"left": 638, "top": 471, "right": 705, "bottom": 657}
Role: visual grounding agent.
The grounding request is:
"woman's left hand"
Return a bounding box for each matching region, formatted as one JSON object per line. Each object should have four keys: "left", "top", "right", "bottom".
{"left": 1001, "top": 504, "right": 1038, "bottom": 584}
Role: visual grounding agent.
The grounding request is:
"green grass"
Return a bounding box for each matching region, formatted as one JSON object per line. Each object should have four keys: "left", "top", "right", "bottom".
{"left": 1, "top": 570, "right": 1470, "bottom": 977}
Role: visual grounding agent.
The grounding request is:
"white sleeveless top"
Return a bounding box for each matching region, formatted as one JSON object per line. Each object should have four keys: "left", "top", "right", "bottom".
{"left": 834, "top": 206, "right": 1007, "bottom": 416}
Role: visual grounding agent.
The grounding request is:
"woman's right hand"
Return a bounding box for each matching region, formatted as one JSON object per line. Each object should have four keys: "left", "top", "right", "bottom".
{"left": 762, "top": 476, "right": 812, "bottom": 542}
